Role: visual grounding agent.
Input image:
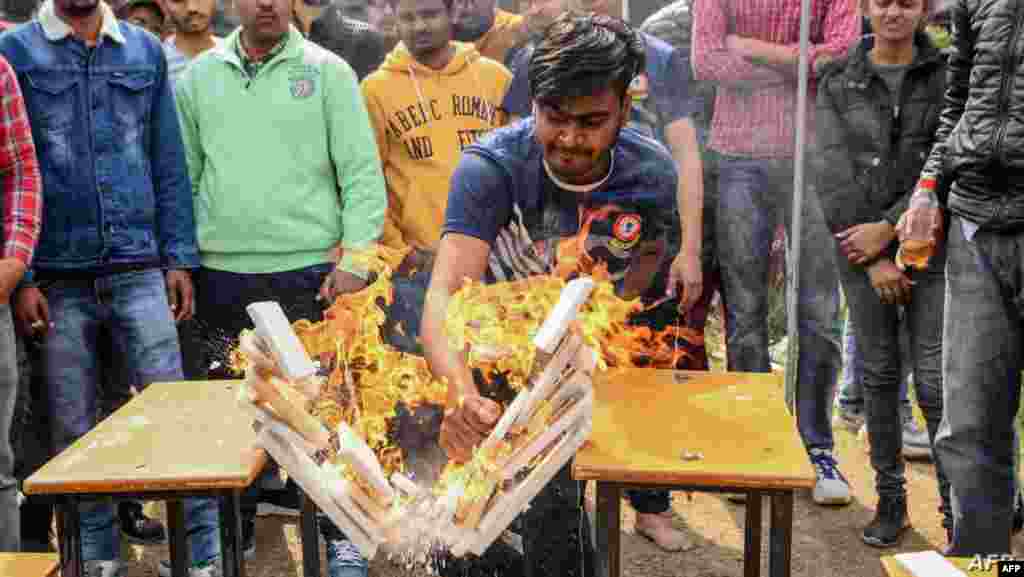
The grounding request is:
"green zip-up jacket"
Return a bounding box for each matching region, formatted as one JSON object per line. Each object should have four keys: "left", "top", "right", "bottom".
{"left": 175, "top": 25, "right": 386, "bottom": 274}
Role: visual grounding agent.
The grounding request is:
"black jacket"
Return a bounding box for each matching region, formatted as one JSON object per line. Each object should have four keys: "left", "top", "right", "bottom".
{"left": 923, "top": 0, "right": 1024, "bottom": 229}
{"left": 308, "top": 7, "right": 387, "bottom": 81}
{"left": 816, "top": 33, "right": 946, "bottom": 236}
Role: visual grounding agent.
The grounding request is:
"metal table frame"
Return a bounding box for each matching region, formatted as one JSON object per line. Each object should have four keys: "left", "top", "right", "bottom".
{"left": 55, "top": 488, "right": 247, "bottom": 577}
{"left": 593, "top": 483, "right": 796, "bottom": 577}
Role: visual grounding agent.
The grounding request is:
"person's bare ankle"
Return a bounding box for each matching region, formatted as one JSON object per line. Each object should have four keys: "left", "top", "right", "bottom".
{"left": 634, "top": 511, "right": 693, "bottom": 552}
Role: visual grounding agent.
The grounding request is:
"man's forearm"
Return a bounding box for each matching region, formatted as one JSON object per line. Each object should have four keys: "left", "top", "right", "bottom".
{"left": 736, "top": 37, "right": 801, "bottom": 75}
{"left": 666, "top": 122, "right": 704, "bottom": 262}
{"left": 421, "top": 285, "right": 477, "bottom": 407}
{"left": 732, "top": 37, "right": 840, "bottom": 78}
{"left": 679, "top": 157, "right": 703, "bottom": 262}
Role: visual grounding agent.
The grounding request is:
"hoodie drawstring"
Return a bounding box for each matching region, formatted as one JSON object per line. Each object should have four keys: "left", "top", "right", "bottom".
{"left": 408, "top": 64, "right": 429, "bottom": 121}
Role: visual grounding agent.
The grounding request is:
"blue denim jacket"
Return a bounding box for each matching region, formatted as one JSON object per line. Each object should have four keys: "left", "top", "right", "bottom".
{"left": 0, "top": 1, "right": 199, "bottom": 277}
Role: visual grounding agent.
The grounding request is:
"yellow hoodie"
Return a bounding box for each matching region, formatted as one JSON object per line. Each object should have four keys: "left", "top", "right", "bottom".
{"left": 474, "top": 9, "right": 526, "bottom": 64}
{"left": 361, "top": 42, "right": 512, "bottom": 252}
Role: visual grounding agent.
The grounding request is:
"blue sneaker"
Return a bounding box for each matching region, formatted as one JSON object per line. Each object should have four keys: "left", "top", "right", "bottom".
{"left": 810, "top": 449, "right": 852, "bottom": 506}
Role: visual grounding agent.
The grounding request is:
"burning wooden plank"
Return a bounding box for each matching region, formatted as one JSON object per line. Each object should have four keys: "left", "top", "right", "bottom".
{"left": 256, "top": 425, "right": 380, "bottom": 557}
{"left": 335, "top": 423, "right": 395, "bottom": 504}
{"left": 451, "top": 424, "right": 592, "bottom": 557}
{"left": 247, "top": 301, "right": 321, "bottom": 398}
{"left": 238, "top": 351, "right": 330, "bottom": 451}
{"left": 500, "top": 388, "right": 592, "bottom": 481}
{"left": 239, "top": 277, "right": 598, "bottom": 560}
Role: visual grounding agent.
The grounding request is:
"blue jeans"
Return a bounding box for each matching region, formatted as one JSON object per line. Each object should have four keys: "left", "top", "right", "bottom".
{"left": 40, "top": 269, "right": 220, "bottom": 564}
{"left": 838, "top": 315, "right": 912, "bottom": 418}
{"left": 939, "top": 217, "right": 1024, "bottom": 555}
{"left": 716, "top": 156, "right": 841, "bottom": 453}
{"left": 0, "top": 304, "right": 19, "bottom": 552}
{"left": 189, "top": 264, "right": 368, "bottom": 577}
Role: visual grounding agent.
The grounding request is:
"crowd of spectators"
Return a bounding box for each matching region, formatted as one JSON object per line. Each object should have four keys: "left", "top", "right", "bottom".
{"left": 0, "top": 0, "right": 1021, "bottom": 576}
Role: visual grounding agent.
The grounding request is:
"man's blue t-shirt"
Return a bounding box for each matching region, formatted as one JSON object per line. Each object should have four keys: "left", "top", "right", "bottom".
{"left": 444, "top": 118, "right": 678, "bottom": 287}
{"left": 501, "top": 32, "right": 697, "bottom": 142}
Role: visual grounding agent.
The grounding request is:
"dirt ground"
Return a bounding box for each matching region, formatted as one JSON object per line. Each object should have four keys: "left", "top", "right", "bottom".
{"left": 115, "top": 312, "right": 1023, "bottom": 577}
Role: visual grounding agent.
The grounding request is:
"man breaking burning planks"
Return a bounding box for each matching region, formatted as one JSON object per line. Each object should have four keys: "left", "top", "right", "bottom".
{"left": 421, "top": 12, "right": 682, "bottom": 576}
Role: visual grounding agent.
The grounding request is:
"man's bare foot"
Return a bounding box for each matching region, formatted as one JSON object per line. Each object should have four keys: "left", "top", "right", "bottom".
{"left": 634, "top": 511, "right": 694, "bottom": 552}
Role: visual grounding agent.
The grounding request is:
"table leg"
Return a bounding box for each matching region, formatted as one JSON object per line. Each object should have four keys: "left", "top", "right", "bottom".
{"left": 768, "top": 491, "right": 794, "bottom": 577}
{"left": 219, "top": 490, "right": 246, "bottom": 577}
{"left": 57, "top": 496, "right": 83, "bottom": 577}
{"left": 595, "top": 482, "right": 621, "bottom": 577}
{"left": 166, "top": 499, "right": 189, "bottom": 577}
{"left": 744, "top": 491, "right": 762, "bottom": 577}
{"left": 300, "top": 488, "right": 320, "bottom": 577}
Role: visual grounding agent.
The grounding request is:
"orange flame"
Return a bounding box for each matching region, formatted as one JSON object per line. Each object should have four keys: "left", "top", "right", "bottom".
{"left": 237, "top": 241, "right": 700, "bottom": 479}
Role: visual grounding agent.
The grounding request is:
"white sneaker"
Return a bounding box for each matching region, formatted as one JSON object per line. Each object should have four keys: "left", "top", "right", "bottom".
{"left": 85, "top": 560, "right": 122, "bottom": 577}
{"left": 810, "top": 449, "right": 853, "bottom": 506}
{"left": 902, "top": 419, "right": 932, "bottom": 460}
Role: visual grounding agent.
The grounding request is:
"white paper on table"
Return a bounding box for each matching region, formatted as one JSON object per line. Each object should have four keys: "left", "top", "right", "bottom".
{"left": 892, "top": 551, "right": 966, "bottom": 577}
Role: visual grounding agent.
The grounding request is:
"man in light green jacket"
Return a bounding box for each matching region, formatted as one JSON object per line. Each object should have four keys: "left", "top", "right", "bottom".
{"left": 172, "top": 0, "right": 386, "bottom": 572}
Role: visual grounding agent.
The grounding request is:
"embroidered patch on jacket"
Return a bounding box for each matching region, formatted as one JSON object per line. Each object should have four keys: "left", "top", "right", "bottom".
{"left": 288, "top": 65, "right": 319, "bottom": 99}
{"left": 610, "top": 213, "right": 643, "bottom": 250}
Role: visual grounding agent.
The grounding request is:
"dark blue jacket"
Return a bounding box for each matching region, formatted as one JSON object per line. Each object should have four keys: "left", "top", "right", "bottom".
{"left": 0, "top": 3, "right": 198, "bottom": 277}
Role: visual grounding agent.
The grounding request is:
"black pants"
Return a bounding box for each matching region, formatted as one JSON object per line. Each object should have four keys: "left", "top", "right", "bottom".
{"left": 185, "top": 264, "right": 337, "bottom": 534}
{"left": 837, "top": 243, "right": 951, "bottom": 529}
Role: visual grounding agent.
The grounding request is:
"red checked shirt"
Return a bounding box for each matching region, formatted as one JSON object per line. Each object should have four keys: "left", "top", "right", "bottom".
{"left": 0, "top": 55, "right": 40, "bottom": 267}
{"left": 692, "top": 0, "right": 860, "bottom": 158}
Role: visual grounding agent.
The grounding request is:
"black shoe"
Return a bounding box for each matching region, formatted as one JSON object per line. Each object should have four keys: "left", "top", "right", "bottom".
{"left": 862, "top": 495, "right": 909, "bottom": 548}
{"left": 119, "top": 501, "right": 166, "bottom": 545}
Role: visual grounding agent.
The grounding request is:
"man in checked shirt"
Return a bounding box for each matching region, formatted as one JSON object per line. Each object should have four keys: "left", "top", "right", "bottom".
{"left": 0, "top": 54, "right": 41, "bottom": 554}
{"left": 692, "top": 0, "right": 860, "bottom": 505}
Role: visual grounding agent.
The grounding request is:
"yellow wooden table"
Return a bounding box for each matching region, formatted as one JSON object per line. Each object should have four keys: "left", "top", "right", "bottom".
{"left": 573, "top": 369, "right": 816, "bottom": 577}
{"left": 25, "top": 380, "right": 265, "bottom": 577}
{"left": 0, "top": 553, "right": 59, "bottom": 577}
{"left": 881, "top": 555, "right": 1000, "bottom": 575}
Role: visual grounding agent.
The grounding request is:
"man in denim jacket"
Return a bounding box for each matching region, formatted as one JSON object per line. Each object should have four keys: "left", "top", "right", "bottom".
{"left": 0, "top": 1, "right": 221, "bottom": 575}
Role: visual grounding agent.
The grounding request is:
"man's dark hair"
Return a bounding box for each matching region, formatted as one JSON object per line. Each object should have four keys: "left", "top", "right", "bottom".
{"left": 529, "top": 12, "right": 646, "bottom": 103}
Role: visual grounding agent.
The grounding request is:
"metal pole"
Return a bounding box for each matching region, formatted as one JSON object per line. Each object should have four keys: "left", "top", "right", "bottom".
{"left": 784, "top": 0, "right": 812, "bottom": 414}
{"left": 622, "top": 0, "right": 629, "bottom": 23}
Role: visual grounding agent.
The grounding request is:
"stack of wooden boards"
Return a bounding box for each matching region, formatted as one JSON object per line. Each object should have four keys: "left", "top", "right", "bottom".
{"left": 237, "top": 278, "right": 598, "bottom": 559}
